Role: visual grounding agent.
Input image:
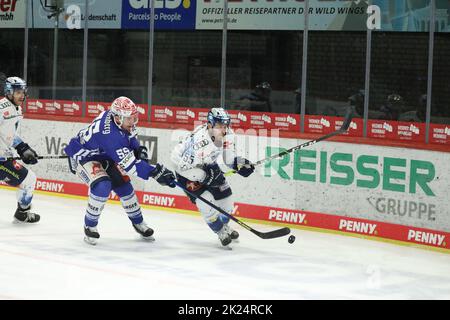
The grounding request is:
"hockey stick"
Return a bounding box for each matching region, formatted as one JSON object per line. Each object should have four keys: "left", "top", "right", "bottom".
{"left": 225, "top": 108, "right": 353, "bottom": 176}
{"left": 1, "top": 155, "right": 69, "bottom": 161}
{"left": 174, "top": 180, "right": 291, "bottom": 240}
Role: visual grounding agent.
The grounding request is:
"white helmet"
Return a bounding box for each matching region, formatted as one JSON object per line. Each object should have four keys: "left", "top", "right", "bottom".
{"left": 110, "top": 96, "right": 138, "bottom": 129}
{"left": 207, "top": 107, "right": 231, "bottom": 127}
{"left": 4, "top": 76, "right": 27, "bottom": 96}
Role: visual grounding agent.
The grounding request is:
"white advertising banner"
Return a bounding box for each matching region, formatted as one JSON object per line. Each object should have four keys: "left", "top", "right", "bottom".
{"left": 29, "top": 0, "right": 121, "bottom": 29}
{"left": 0, "top": 0, "right": 26, "bottom": 28}
{"left": 20, "top": 118, "right": 450, "bottom": 234}
{"left": 196, "top": 0, "right": 369, "bottom": 31}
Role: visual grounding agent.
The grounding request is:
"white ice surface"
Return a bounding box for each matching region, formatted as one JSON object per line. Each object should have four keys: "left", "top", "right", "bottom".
{"left": 0, "top": 189, "right": 449, "bottom": 300}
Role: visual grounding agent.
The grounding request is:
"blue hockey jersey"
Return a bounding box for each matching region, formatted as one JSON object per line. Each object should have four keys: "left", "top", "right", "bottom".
{"left": 64, "top": 111, "right": 155, "bottom": 180}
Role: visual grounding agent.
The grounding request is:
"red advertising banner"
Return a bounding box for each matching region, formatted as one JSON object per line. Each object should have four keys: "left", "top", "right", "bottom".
{"left": 26, "top": 99, "right": 147, "bottom": 119}
{"left": 228, "top": 110, "right": 301, "bottom": 131}
{"left": 395, "top": 121, "right": 426, "bottom": 142}
{"left": 136, "top": 103, "right": 149, "bottom": 121}
{"left": 26, "top": 99, "right": 82, "bottom": 117}
{"left": 151, "top": 106, "right": 202, "bottom": 125}
{"left": 245, "top": 111, "right": 300, "bottom": 131}
{"left": 86, "top": 101, "right": 109, "bottom": 118}
{"left": 25, "top": 100, "right": 150, "bottom": 120}
{"left": 305, "top": 115, "right": 363, "bottom": 137}
{"left": 430, "top": 124, "right": 450, "bottom": 145}
{"left": 368, "top": 120, "right": 426, "bottom": 142}
{"left": 235, "top": 202, "right": 449, "bottom": 250}
{"left": 304, "top": 115, "right": 335, "bottom": 134}
{"left": 21, "top": 100, "right": 448, "bottom": 147}
{"left": 151, "top": 106, "right": 300, "bottom": 131}
{"left": 338, "top": 117, "right": 363, "bottom": 137}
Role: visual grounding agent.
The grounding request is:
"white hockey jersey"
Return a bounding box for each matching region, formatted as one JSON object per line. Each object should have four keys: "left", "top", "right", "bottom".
{"left": 0, "top": 97, "right": 23, "bottom": 158}
{"left": 171, "top": 124, "right": 237, "bottom": 182}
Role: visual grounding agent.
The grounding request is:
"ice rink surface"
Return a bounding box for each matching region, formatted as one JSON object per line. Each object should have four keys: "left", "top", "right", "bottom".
{"left": 0, "top": 189, "right": 449, "bottom": 300}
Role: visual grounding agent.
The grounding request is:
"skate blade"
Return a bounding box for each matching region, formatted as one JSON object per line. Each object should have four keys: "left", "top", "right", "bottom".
{"left": 84, "top": 236, "right": 98, "bottom": 246}
{"left": 12, "top": 218, "right": 39, "bottom": 224}
{"left": 140, "top": 235, "right": 155, "bottom": 242}
{"left": 219, "top": 241, "right": 233, "bottom": 250}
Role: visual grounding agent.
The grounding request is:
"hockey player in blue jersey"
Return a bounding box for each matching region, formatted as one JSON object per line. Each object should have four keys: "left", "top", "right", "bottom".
{"left": 64, "top": 96, "right": 176, "bottom": 245}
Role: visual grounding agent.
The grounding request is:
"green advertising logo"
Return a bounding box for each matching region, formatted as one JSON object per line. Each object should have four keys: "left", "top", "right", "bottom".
{"left": 264, "top": 147, "right": 435, "bottom": 196}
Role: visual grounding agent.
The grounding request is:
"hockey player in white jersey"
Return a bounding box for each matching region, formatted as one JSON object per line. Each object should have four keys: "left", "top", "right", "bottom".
{"left": 171, "top": 107, "right": 255, "bottom": 246}
{"left": 0, "top": 77, "right": 40, "bottom": 223}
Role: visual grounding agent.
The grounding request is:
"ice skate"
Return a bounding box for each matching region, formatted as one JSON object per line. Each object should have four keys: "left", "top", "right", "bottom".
{"left": 84, "top": 226, "right": 100, "bottom": 245}
{"left": 132, "top": 221, "right": 155, "bottom": 241}
{"left": 13, "top": 204, "right": 40, "bottom": 224}
{"left": 223, "top": 223, "right": 239, "bottom": 241}
{"left": 217, "top": 226, "right": 232, "bottom": 247}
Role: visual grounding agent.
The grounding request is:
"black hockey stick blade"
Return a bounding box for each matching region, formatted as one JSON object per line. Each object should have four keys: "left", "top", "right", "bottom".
{"left": 339, "top": 108, "right": 353, "bottom": 132}
{"left": 174, "top": 180, "right": 291, "bottom": 240}
{"left": 253, "top": 226, "right": 291, "bottom": 239}
{"left": 230, "top": 214, "right": 291, "bottom": 239}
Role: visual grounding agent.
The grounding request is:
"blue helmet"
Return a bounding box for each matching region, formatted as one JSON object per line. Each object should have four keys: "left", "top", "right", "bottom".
{"left": 4, "top": 76, "right": 27, "bottom": 96}
{"left": 207, "top": 107, "right": 231, "bottom": 127}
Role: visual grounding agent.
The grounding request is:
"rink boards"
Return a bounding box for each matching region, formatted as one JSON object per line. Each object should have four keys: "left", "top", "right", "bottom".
{"left": 4, "top": 118, "right": 449, "bottom": 252}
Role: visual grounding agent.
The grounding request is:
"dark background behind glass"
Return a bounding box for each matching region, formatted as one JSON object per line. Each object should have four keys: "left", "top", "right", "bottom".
{"left": 87, "top": 30, "right": 149, "bottom": 104}
{"left": 0, "top": 29, "right": 24, "bottom": 87}
{"left": 369, "top": 32, "right": 429, "bottom": 122}
{"left": 153, "top": 31, "right": 222, "bottom": 109}
{"left": 225, "top": 31, "right": 303, "bottom": 115}
{"left": 306, "top": 31, "right": 366, "bottom": 118}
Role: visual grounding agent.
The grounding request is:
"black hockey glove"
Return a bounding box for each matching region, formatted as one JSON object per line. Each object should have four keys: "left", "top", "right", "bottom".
{"left": 233, "top": 157, "right": 254, "bottom": 177}
{"left": 15, "top": 142, "right": 38, "bottom": 165}
{"left": 134, "top": 146, "right": 148, "bottom": 161}
{"left": 202, "top": 163, "right": 225, "bottom": 187}
{"left": 150, "top": 163, "right": 176, "bottom": 188}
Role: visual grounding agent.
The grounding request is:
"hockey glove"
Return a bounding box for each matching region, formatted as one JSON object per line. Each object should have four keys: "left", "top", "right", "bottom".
{"left": 134, "top": 146, "right": 149, "bottom": 161}
{"left": 15, "top": 142, "right": 38, "bottom": 165}
{"left": 202, "top": 163, "right": 225, "bottom": 187}
{"left": 150, "top": 163, "right": 176, "bottom": 188}
{"left": 233, "top": 157, "right": 254, "bottom": 177}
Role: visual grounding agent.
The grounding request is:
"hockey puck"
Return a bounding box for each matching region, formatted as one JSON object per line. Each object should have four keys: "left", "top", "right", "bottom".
{"left": 288, "top": 235, "right": 296, "bottom": 244}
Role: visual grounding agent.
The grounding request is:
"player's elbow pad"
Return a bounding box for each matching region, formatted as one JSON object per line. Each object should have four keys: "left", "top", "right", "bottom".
{"left": 64, "top": 138, "right": 84, "bottom": 159}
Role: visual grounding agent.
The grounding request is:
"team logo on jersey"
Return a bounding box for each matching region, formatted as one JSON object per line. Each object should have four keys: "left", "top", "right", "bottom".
{"left": 91, "top": 163, "right": 102, "bottom": 176}
{"left": 193, "top": 139, "right": 209, "bottom": 150}
{"left": 186, "top": 180, "right": 202, "bottom": 191}
{"left": 12, "top": 161, "right": 22, "bottom": 170}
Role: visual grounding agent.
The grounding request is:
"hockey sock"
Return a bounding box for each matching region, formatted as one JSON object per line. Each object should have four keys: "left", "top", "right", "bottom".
{"left": 216, "top": 196, "right": 234, "bottom": 225}
{"left": 114, "top": 182, "right": 143, "bottom": 225}
{"left": 17, "top": 171, "right": 36, "bottom": 209}
{"left": 196, "top": 191, "right": 227, "bottom": 232}
{"left": 85, "top": 180, "right": 111, "bottom": 227}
